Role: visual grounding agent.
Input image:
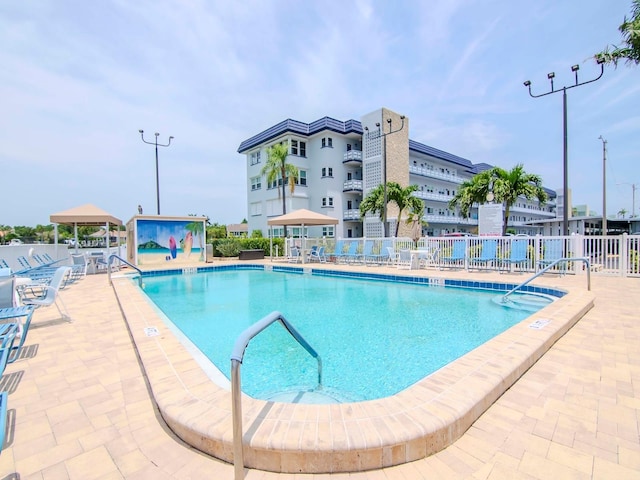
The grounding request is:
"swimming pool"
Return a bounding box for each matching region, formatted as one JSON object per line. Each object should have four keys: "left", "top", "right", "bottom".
{"left": 141, "top": 266, "right": 557, "bottom": 402}
{"left": 113, "top": 263, "right": 592, "bottom": 472}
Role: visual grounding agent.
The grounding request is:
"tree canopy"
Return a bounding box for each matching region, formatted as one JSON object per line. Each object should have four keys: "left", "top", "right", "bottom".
{"left": 360, "top": 182, "right": 424, "bottom": 237}
{"left": 448, "top": 165, "right": 548, "bottom": 236}
{"left": 261, "top": 143, "right": 299, "bottom": 236}
{"left": 596, "top": 0, "right": 640, "bottom": 66}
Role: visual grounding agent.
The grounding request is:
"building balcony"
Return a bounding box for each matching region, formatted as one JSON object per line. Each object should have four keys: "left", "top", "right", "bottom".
{"left": 343, "top": 150, "right": 363, "bottom": 165}
{"left": 509, "top": 205, "right": 556, "bottom": 217}
{"left": 422, "top": 214, "right": 477, "bottom": 225}
{"left": 343, "top": 209, "right": 362, "bottom": 221}
{"left": 409, "top": 165, "right": 464, "bottom": 184}
{"left": 413, "top": 191, "right": 452, "bottom": 203}
{"left": 343, "top": 180, "right": 363, "bottom": 192}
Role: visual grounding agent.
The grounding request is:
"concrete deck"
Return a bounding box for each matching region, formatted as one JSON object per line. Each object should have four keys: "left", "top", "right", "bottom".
{"left": 0, "top": 261, "right": 638, "bottom": 479}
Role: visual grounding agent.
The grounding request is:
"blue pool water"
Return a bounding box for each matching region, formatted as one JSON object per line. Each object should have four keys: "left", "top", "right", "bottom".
{"left": 142, "top": 268, "right": 548, "bottom": 402}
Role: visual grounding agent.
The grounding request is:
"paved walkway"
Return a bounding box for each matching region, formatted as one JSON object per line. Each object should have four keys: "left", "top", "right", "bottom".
{"left": 0, "top": 265, "right": 638, "bottom": 479}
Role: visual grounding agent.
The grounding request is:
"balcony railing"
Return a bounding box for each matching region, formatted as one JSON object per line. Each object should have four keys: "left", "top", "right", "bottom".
{"left": 343, "top": 209, "right": 362, "bottom": 221}
{"left": 422, "top": 214, "right": 477, "bottom": 225}
{"left": 409, "top": 165, "right": 463, "bottom": 184}
{"left": 509, "top": 205, "right": 556, "bottom": 217}
{"left": 343, "top": 150, "right": 363, "bottom": 164}
{"left": 343, "top": 180, "right": 363, "bottom": 192}
{"left": 413, "top": 191, "right": 452, "bottom": 203}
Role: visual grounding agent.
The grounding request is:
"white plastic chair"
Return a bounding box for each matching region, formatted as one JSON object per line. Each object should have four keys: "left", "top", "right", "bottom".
{"left": 20, "top": 266, "right": 72, "bottom": 320}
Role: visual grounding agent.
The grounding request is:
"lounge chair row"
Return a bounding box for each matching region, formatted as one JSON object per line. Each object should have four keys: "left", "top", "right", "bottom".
{"left": 439, "top": 238, "right": 567, "bottom": 272}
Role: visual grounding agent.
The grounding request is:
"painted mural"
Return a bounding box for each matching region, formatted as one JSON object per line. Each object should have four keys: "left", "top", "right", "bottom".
{"left": 136, "top": 219, "right": 205, "bottom": 265}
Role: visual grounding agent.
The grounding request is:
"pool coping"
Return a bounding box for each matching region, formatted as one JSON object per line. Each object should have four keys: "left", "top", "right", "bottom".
{"left": 111, "top": 264, "right": 594, "bottom": 473}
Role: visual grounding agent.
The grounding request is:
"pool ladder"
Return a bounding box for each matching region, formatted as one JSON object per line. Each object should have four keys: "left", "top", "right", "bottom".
{"left": 230, "top": 311, "right": 322, "bottom": 480}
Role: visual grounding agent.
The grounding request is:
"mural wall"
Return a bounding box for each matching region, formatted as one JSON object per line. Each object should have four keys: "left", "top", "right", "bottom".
{"left": 129, "top": 217, "right": 206, "bottom": 265}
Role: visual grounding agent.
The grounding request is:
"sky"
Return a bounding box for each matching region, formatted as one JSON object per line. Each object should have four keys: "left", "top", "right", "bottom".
{"left": 1, "top": 0, "right": 638, "bottom": 228}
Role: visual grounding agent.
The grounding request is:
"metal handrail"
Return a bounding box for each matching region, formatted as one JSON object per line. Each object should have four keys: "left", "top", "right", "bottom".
{"left": 502, "top": 256, "right": 591, "bottom": 303}
{"left": 107, "top": 254, "right": 143, "bottom": 287}
{"left": 230, "top": 311, "right": 322, "bottom": 480}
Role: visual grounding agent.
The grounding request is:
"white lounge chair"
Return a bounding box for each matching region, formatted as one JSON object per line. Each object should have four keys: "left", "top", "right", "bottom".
{"left": 20, "top": 266, "right": 72, "bottom": 320}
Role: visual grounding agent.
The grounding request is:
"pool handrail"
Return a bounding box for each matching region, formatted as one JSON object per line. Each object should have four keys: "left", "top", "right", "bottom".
{"left": 502, "top": 256, "right": 591, "bottom": 303}
{"left": 107, "top": 254, "right": 143, "bottom": 287}
{"left": 231, "top": 310, "right": 322, "bottom": 480}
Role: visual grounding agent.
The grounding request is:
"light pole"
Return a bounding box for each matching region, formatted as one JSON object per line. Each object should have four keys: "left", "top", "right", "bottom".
{"left": 364, "top": 115, "right": 405, "bottom": 237}
{"left": 139, "top": 130, "right": 174, "bottom": 215}
{"left": 524, "top": 58, "right": 605, "bottom": 236}
{"left": 618, "top": 182, "right": 638, "bottom": 219}
{"left": 599, "top": 136, "right": 607, "bottom": 235}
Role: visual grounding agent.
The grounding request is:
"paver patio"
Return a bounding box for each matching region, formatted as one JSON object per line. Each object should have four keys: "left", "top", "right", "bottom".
{"left": 0, "top": 262, "right": 638, "bottom": 479}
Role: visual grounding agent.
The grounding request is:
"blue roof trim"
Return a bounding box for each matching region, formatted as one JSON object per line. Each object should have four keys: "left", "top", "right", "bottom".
{"left": 408, "top": 140, "right": 474, "bottom": 169}
{"left": 237, "top": 117, "right": 364, "bottom": 153}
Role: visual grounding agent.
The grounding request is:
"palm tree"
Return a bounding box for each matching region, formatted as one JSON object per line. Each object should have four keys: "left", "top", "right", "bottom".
{"left": 261, "top": 143, "right": 299, "bottom": 236}
{"left": 449, "top": 164, "right": 547, "bottom": 236}
{"left": 596, "top": 0, "right": 640, "bottom": 66}
{"left": 618, "top": 208, "right": 628, "bottom": 218}
{"left": 360, "top": 182, "right": 424, "bottom": 237}
{"left": 448, "top": 171, "right": 493, "bottom": 218}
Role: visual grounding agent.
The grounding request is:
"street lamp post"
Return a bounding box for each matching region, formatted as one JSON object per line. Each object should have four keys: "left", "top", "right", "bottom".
{"left": 524, "top": 58, "right": 605, "bottom": 236}
{"left": 618, "top": 182, "right": 638, "bottom": 219}
{"left": 598, "top": 136, "right": 607, "bottom": 235}
{"left": 139, "top": 130, "right": 174, "bottom": 215}
{"left": 364, "top": 116, "right": 405, "bottom": 237}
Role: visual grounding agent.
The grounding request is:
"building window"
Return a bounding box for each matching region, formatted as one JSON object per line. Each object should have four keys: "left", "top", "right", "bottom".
{"left": 296, "top": 170, "right": 307, "bottom": 186}
{"left": 290, "top": 140, "right": 306, "bottom": 156}
{"left": 322, "top": 197, "right": 334, "bottom": 207}
{"left": 250, "top": 151, "right": 261, "bottom": 165}
{"left": 250, "top": 176, "right": 261, "bottom": 191}
{"left": 321, "top": 167, "right": 333, "bottom": 178}
{"left": 322, "top": 226, "right": 335, "bottom": 237}
{"left": 250, "top": 202, "right": 262, "bottom": 216}
{"left": 321, "top": 137, "right": 333, "bottom": 148}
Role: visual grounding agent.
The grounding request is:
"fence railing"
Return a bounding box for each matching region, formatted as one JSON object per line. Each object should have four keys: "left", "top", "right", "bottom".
{"left": 284, "top": 234, "right": 640, "bottom": 277}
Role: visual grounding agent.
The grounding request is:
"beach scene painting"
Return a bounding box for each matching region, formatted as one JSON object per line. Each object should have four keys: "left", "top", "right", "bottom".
{"left": 136, "top": 218, "right": 205, "bottom": 265}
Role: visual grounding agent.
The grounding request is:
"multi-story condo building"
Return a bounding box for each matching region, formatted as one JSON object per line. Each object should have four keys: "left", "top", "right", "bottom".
{"left": 238, "top": 107, "right": 557, "bottom": 238}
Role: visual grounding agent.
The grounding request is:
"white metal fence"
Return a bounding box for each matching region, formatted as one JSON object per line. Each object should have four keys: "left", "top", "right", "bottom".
{"left": 289, "top": 234, "right": 640, "bottom": 277}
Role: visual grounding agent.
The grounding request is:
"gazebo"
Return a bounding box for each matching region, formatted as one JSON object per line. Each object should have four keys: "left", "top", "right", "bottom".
{"left": 50, "top": 204, "right": 123, "bottom": 256}
{"left": 267, "top": 209, "right": 339, "bottom": 262}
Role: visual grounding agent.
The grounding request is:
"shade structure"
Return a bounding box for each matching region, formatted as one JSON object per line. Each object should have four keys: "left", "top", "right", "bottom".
{"left": 50, "top": 204, "right": 122, "bottom": 227}
{"left": 267, "top": 209, "right": 338, "bottom": 263}
{"left": 267, "top": 209, "right": 338, "bottom": 226}
{"left": 50, "top": 204, "right": 123, "bottom": 255}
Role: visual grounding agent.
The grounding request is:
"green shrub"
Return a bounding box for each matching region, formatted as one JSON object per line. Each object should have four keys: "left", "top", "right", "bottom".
{"left": 216, "top": 239, "right": 241, "bottom": 257}
{"left": 208, "top": 237, "right": 285, "bottom": 257}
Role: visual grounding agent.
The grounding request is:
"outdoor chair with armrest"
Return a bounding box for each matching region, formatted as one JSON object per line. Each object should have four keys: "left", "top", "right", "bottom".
{"left": 19, "top": 266, "right": 72, "bottom": 321}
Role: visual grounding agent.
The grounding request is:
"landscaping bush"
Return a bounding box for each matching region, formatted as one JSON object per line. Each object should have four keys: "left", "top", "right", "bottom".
{"left": 208, "top": 237, "right": 284, "bottom": 257}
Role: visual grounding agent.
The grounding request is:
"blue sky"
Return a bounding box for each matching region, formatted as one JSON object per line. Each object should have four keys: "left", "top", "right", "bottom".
{"left": 1, "top": 0, "right": 638, "bottom": 227}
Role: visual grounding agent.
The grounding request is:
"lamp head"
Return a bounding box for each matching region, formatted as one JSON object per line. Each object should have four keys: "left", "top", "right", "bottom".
{"left": 364, "top": 126, "right": 369, "bottom": 131}
{"left": 138, "top": 129, "right": 144, "bottom": 134}
{"left": 523, "top": 80, "right": 531, "bottom": 87}
{"left": 547, "top": 72, "right": 555, "bottom": 79}
{"left": 400, "top": 115, "right": 405, "bottom": 120}
{"left": 596, "top": 55, "right": 606, "bottom": 65}
{"left": 155, "top": 132, "right": 159, "bottom": 137}
{"left": 169, "top": 136, "right": 174, "bottom": 140}
{"left": 387, "top": 118, "right": 392, "bottom": 124}
{"left": 571, "top": 64, "right": 579, "bottom": 72}
{"left": 375, "top": 122, "right": 380, "bottom": 127}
